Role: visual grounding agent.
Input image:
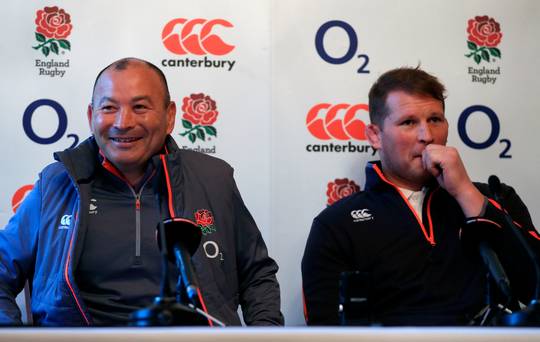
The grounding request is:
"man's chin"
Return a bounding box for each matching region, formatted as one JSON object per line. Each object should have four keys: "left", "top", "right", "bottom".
{"left": 106, "top": 154, "right": 147, "bottom": 169}
{"left": 415, "top": 172, "right": 437, "bottom": 187}
{"left": 408, "top": 168, "right": 435, "bottom": 186}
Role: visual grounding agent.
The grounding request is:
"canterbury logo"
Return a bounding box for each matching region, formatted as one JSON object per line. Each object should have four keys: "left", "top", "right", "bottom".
{"left": 351, "top": 209, "right": 373, "bottom": 222}
{"left": 306, "top": 103, "right": 369, "bottom": 140}
{"left": 162, "top": 18, "right": 235, "bottom": 56}
{"left": 59, "top": 214, "right": 72, "bottom": 229}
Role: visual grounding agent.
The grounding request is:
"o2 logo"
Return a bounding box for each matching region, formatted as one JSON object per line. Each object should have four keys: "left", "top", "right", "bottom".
{"left": 315, "top": 20, "right": 370, "bottom": 74}
{"left": 203, "top": 241, "right": 224, "bottom": 260}
{"left": 458, "top": 105, "right": 511, "bottom": 158}
{"left": 23, "top": 99, "right": 79, "bottom": 148}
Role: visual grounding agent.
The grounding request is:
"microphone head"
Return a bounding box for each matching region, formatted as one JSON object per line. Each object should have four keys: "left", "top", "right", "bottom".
{"left": 488, "top": 175, "right": 502, "bottom": 196}
{"left": 157, "top": 218, "right": 202, "bottom": 258}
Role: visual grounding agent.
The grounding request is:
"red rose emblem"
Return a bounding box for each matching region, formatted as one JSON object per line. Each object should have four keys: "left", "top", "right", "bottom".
{"left": 35, "top": 6, "right": 72, "bottom": 39}
{"left": 182, "top": 93, "right": 219, "bottom": 126}
{"left": 467, "top": 16, "right": 502, "bottom": 48}
{"left": 195, "top": 209, "right": 214, "bottom": 228}
{"left": 326, "top": 178, "right": 360, "bottom": 206}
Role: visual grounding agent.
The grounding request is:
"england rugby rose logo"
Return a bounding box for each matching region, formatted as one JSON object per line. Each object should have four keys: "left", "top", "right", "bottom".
{"left": 33, "top": 6, "right": 72, "bottom": 57}
{"left": 465, "top": 16, "right": 502, "bottom": 64}
{"left": 326, "top": 178, "right": 360, "bottom": 206}
{"left": 179, "top": 93, "right": 218, "bottom": 143}
{"left": 195, "top": 209, "right": 216, "bottom": 235}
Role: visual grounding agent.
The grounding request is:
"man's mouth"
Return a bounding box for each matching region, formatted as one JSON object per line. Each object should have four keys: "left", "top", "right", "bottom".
{"left": 110, "top": 137, "right": 142, "bottom": 143}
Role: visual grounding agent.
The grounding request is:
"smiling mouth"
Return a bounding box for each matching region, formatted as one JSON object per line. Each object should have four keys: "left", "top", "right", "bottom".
{"left": 110, "top": 137, "right": 142, "bottom": 143}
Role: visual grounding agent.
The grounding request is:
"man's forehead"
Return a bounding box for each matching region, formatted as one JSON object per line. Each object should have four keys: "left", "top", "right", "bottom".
{"left": 96, "top": 63, "right": 154, "bottom": 85}
{"left": 386, "top": 91, "right": 444, "bottom": 112}
{"left": 93, "top": 65, "right": 159, "bottom": 99}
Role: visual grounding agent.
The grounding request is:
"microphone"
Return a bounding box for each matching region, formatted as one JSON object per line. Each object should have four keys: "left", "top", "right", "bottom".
{"left": 461, "top": 219, "right": 513, "bottom": 302}
{"left": 488, "top": 175, "right": 540, "bottom": 301}
{"left": 478, "top": 241, "right": 512, "bottom": 300}
{"left": 130, "top": 157, "right": 209, "bottom": 326}
{"left": 157, "top": 218, "right": 202, "bottom": 306}
{"left": 487, "top": 175, "right": 540, "bottom": 326}
{"left": 488, "top": 175, "right": 502, "bottom": 202}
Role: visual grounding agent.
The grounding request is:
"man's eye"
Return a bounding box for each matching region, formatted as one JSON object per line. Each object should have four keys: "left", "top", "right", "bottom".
{"left": 134, "top": 104, "right": 148, "bottom": 112}
{"left": 101, "top": 105, "right": 116, "bottom": 112}
{"left": 401, "top": 120, "right": 414, "bottom": 126}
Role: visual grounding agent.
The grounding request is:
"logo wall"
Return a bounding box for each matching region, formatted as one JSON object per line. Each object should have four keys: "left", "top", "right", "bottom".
{"left": 305, "top": 103, "right": 375, "bottom": 154}
{"left": 22, "top": 99, "right": 79, "bottom": 148}
{"left": 465, "top": 15, "right": 502, "bottom": 84}
{"left": 178, "top": 93, "right": 218, "bottom": 154}
{"left": 161, "top": 18, "right": 236, "bottom": 71}
{"left": 315, "top": 20, "right": 371, "bottom": 74}
{"left": 458, "top": 104, "right": 512, "bottom": 159}
{"left": 11, "top": 185, "right": 34, "bottom": 213}
{"left": 33, "top": 6, "right": 72, "bottom": 78}
{"left": 326, "top": 178, "right": 360, "bottom": 206}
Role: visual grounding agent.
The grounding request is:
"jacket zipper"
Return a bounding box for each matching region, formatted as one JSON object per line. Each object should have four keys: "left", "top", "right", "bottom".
{"left": 128, "top": 173, "right": 155, "bottom": 265}
{"left": 135, "top": 195, "right": 141, "bottom": 263}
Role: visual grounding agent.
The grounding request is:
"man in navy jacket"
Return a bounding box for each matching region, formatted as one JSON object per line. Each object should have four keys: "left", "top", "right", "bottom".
{"left": 302, "top": 67, "right": 540, "bottom": 326}
{"left": 0, "top": 58, "right": 283, "bottom": 326}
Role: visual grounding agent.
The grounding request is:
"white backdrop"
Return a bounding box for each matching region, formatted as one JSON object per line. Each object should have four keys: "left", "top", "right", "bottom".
{"left": 1, "top": 0, "right": 539, "bottom": 326}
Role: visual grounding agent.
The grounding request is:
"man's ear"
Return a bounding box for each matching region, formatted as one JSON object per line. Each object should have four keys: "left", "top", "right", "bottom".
{"left": 166, "top": 101, "right": 176, "bottom": 134}
{"left": 87, "top": 104, "right": 94, "bottom": 130}
{"left": 366, "top": 123, "right": 382, "bottom": 150}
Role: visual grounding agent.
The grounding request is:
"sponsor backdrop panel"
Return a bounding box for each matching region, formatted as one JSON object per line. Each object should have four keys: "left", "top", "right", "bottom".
{"left": 0, "top": 0, "right": 272, "bottom": 241}
{"left": 272, "top": 0, "right": 540, "bottom": 325}
{"left": 0, "top": 0, "right": 272, "bottom": 324}
{"left": 1, "top": 0, "right": 539, "bottom": 327}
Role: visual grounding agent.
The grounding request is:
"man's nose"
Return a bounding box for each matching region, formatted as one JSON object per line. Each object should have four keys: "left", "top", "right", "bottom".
{"left": 114, "top": 108, "right": 135, "bottom": 129}
{"left": 418, "top": 122, "right": 434, "bottom": 144}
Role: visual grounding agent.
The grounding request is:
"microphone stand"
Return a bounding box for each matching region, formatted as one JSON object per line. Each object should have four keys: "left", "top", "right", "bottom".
{"left": 129, "top": 160, "right": 216, "bottom": 327}
{"left": 488, "top": 175, "right": 540, "bottom": 326}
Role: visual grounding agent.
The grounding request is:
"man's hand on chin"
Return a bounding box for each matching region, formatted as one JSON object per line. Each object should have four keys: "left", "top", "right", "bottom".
{"left": 422, "top": 144, "right": 485, "bottom": 217}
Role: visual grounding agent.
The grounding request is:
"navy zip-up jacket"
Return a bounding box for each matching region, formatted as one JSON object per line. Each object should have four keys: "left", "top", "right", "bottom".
{"left": 302, "top": 161, "right": 540, "bottom": 326}
{"left": 0, "top": 136, "right": 283, "bottom": 326}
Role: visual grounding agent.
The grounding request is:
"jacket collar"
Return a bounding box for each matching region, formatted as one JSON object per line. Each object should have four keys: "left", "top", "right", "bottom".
{"left": 365, "top": 160, "right": 438, "bottom": 191}
{"left": 53, "top": 135, "right": 181, "bottom": 183}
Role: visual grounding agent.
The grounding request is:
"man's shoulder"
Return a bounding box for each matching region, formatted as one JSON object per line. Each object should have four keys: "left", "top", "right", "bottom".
{"left": 36, "top": 161, "right": 77, "bottom": 193}
{"left": 473, "top": 180, "right": 519, "bottom": 201}
{"left": 40, "top": 161, "right": 69, "bottom": 180}
{"left": 176, "top": 149, "right": 233, "bottom": 173}
{"left": 316, "top": 190, "right": 371, "bottom": 224}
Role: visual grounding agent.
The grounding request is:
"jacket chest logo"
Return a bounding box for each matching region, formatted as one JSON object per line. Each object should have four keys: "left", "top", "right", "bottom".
{"left": 351, "top": 209, "right": 373, "bottom": 222}
{"left": 194, "top": 209, "right": 223, "bottom": 260}
{"left": 89, "top": 198, "right": 98, "bottom": 215}
{"left": 194, "top": 209, "right": 216, "bottom": 235}
{"left": 58, "top": 214, "right": 72, "bottom": 229}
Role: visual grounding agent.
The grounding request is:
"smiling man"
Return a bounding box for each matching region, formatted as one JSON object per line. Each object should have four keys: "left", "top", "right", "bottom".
{"left": 302, "top": 67, "right": 540, "bottom": 326}
{"left": 0, "top": 58, "right": 283, "bottom": 326}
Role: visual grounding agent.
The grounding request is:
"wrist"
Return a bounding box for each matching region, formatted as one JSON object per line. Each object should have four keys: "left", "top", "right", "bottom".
{"left": 455, "top": 185, "right": 485, "bottom": 218}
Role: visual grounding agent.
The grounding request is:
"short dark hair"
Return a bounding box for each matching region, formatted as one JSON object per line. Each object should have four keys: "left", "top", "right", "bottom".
{"left": 91, "top": 57, "right": 171, "bottom": 108}
{"left": 368, "top": 66, "right": 446, "bottom": 126}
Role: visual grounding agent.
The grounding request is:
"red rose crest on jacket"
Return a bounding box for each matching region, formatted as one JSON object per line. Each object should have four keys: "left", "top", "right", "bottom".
{"left": 195, "top": 209, "right": 216, "bottom": 235}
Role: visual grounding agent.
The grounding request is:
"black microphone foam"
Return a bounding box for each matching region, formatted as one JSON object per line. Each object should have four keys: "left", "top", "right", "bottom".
{"left": 157, "top": 218, "right": 202, "bottom": 260}
{"left": 488, "top": 175, "right": 502, "bottom": 200}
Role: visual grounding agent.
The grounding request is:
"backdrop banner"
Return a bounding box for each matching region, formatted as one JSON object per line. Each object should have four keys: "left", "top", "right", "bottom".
{"left": 1, "top": 0, "right": 538, "bottom": 326}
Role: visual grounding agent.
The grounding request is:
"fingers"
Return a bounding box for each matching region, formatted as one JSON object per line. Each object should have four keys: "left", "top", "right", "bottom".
{"left": 422, "top": 145, "right": 445, "bottom": 177}
{"left": 422, "top": 145, "right": 470, "bottom": 192}
{"left": 422, "top": 145, "right": 484, "bottom": 216}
